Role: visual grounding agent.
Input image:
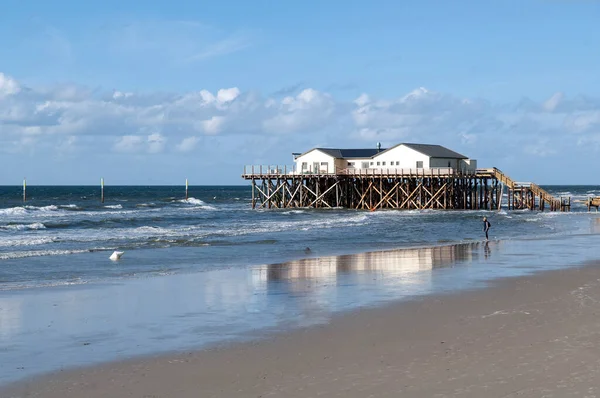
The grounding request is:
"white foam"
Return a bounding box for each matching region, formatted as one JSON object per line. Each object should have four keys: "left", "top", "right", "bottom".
{"left": 104, "top": 204, "right": 123, "bottom": 209}
{"left": 0, "top": 249, "right": 89, "bottom": 260}
{"left": 0, "top": 222, "right": 46, "bottom": 231}
{"left": 180, "top": 197, "right": 205, "bottom": 205}
{"left": 0, "top": 237, "right": 56, "bottom": 247}
{"left": 179, "top": 197, "right": 217, "bottom": 210}
{"left": 25, "top": 205, "right": 59, "bottom": 212}
{"left": 282, "top": 210, "right": 306, "bottom": 215}
{"left": 133, "top": 226, "right": 175, "bottom": 235}
{"left": 136, "top": 203, "right": 156, "bottom": 207}
{"left": 0, "top": 207, "right": 27, "bottom": 216}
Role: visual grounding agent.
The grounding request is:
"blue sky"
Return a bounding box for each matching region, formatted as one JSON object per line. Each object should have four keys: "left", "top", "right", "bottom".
{"left": 1, "top": 0, "right": 599, "bottom": 184}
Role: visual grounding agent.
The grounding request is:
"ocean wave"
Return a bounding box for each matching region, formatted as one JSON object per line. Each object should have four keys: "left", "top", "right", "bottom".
{"left": 25, "top": 205, "right": 59, "bottom": 212}
{"left": 179, "top": 197, "right": 205, "bottom": 205}
{"left": 104, "top": 204, "right": 123, "bottom": 209}
{"left": 0, "top": 207, "right": 28, "bottom": 216}
{"left": 0, "top": 236, "right": 56, "bottom": 247}
{"left": 0, "top": 222, "right": 46, "bottom": 231}
{"left": 59, "top": 204, "right": 79, "bottom": 209}
{"left": 179, "top": 197, "right": 218, "bottom": 210}
{"left": 282, "top": 210, "right": 306, "bottom": 215}
{"left": 133, "top": 226, "right": 176, "bottom": 235}
{"left": 136, "top": 203, "right": 157, "bottom": 208}
{"left": 0, "top": 249, "right": 90, "bottom": 260}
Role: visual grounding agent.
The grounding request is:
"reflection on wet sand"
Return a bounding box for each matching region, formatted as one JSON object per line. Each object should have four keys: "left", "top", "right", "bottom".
{"left": 253, "top": 241, "right": 497, "bottom": 285}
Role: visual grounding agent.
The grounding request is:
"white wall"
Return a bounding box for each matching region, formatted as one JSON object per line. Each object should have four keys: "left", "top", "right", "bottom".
{"left": 372, "top": 145, "right": 430, "bottom": 169}
{"left": 294, "top": 150, "right": 337, "bottom": 173}
{"left": 344, "top": 158, "right": 373, "bottom": 169}
{"left": 460, "top": 159, "right": 477, "bottom": 172}
{"left": 430, "top": 157, "right": 461, "bottom": 169}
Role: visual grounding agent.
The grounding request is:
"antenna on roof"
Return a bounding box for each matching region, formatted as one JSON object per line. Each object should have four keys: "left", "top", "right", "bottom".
{"left": 377, "top": 142, "right": 381, "bottom": 152}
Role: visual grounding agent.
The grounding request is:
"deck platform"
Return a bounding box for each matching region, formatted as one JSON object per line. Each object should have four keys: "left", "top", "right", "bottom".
{"left": 242, "top": 166, "right": 568, "bottom": 212}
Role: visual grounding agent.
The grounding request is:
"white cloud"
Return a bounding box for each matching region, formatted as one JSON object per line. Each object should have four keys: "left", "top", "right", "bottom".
{"left": 147, "top": 133, "right": 166, "bottom": 153}
{"left": 201, "top": 116, "right": 226, "bottom": 135}
{"left": 3, "top": 71, "right": 600, "bottom": 168}
{"left": 176, "top": 136, "right": 199, "bottom": 152}
{"left": 262, "top": 89, "right": 337, "bottom": 134}
{"left": 114, "top": 135, "right": 144, "bottom": 153}
{"left": 0, "top": 72, "right": 20, "bottom": 97}
{"left": 217, "top": 87, "right": 240, "bottom": 103}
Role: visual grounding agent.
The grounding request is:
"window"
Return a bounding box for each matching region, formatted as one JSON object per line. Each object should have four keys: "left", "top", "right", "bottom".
{"left": 321, "top": 162, "right": 328, "bottom": 165}
{"left": 416, "top": 161, "right": 423, "bottom": 168}
{"left": 301, "top": 162, "right": 307, "bottom": 170}
{"left": 395, "top": 161, "right": 399, "bottom": 166}
{"left": 382, "top": 161, "right": 386, "bottom": 166}
{"left": 447, "top": 161, "right": 451, "bottom": 167}
{"left": 377, "top": 162, "right": 380, "bottom": 166}
{"left": 370, "top": 162, "right": 373, "bottom": 165}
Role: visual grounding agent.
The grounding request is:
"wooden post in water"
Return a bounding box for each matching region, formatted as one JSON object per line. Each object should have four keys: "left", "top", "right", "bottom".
{"left": 23, "top": 178, "right": 27, "bottom": 202}
{"left": 185, "top": 178, "right": 189, "bottom": 200}
{"left": 101, "top": 178, "right": 105, "bottom": 203}
{"left": 497, "top": 183, "right": 503, "bottom": 211}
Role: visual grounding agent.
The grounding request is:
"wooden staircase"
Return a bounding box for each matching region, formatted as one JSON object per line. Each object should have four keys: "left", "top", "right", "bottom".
{"left": 477, "top": 168, "right": 568, "bottom": 211}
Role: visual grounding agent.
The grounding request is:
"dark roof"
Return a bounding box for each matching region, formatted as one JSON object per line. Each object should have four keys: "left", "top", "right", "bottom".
{"left": 315, "top": 148, "right": 387, "bottom": 158}
{"left": 401, "top": 143, "right": 467, "bottom": 159}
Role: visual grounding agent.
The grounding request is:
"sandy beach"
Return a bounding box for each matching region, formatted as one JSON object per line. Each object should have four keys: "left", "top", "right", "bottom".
{"left": 4, "top": 259, "right": 600, "bottom": 398}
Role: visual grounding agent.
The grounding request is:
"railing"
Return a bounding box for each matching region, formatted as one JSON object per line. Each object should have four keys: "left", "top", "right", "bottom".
{"left": 242, "top": 165, "right": 297, "bottom": 176}
{"left": 243, "top": 165, "right": 478, "bottom": 177}
{"left": 338, "top": 167, "right": 462, "bottom": 176}
{"left": 480, "top": 167, "right": 517, "bottom": 189}
{"left": 530, "top": 183, "right": 553, "bottom": 200}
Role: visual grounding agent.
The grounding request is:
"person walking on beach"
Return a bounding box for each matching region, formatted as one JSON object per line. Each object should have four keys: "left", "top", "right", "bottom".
{"left": 483, "top": 217, "right": 491, "bottom": 241}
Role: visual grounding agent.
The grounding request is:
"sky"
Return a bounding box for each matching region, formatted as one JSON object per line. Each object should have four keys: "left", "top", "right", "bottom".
{"left": 1, "top": 0, "right": 599, "bottom": 185}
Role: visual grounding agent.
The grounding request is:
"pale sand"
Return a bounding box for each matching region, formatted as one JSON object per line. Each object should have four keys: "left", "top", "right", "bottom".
{"left": 4, "top": 263, "right": 600, "bottom": 398}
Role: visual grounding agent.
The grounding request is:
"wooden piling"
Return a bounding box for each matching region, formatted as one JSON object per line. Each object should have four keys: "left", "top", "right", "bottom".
{"left": 185, "top": 178, "right": 189, "bottom": 200}
{"left": 101, "top": 178, "right": 104, "bottom": 203}
{"left": 23, "top": 178, "right": 26, "bottom": 202}
{"left": 241, "top": 166, "right": 565, "bottom": 212}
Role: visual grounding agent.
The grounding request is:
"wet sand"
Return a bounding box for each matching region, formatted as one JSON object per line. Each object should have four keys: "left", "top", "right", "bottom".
{"left": 4, "top": 260, "right": 600, "bottom": 398}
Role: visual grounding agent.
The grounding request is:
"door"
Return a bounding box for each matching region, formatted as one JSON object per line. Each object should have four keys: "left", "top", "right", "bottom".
{"left": 361, "top": 161, "right": 370, "bottom": 169}
{"left": 313, "top": 162, "right": 319, "bottom": 173}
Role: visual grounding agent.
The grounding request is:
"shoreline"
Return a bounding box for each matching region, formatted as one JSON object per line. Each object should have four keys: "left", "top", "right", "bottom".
{"left": 4, "top": 258, "right": 600, "bottom": 397}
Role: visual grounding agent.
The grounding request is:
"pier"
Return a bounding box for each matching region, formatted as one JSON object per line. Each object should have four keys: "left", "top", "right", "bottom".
{"left": 242, "top": 165, "right": 569, "bottom": 212}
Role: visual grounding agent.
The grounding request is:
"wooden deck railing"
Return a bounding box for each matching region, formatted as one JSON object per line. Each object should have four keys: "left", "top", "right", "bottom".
{"left": 243, "top": 165, "right": 479, "bottom": 177}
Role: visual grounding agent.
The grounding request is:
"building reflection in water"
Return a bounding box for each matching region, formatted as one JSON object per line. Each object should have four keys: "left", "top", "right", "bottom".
{"left": 252, "top": 241, "right": 497, "bottom": 292}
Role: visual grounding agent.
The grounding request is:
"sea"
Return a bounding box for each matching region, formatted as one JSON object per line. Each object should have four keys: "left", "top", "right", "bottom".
{"left": 1, "top": 184, "right": 600, "bottom": 385}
